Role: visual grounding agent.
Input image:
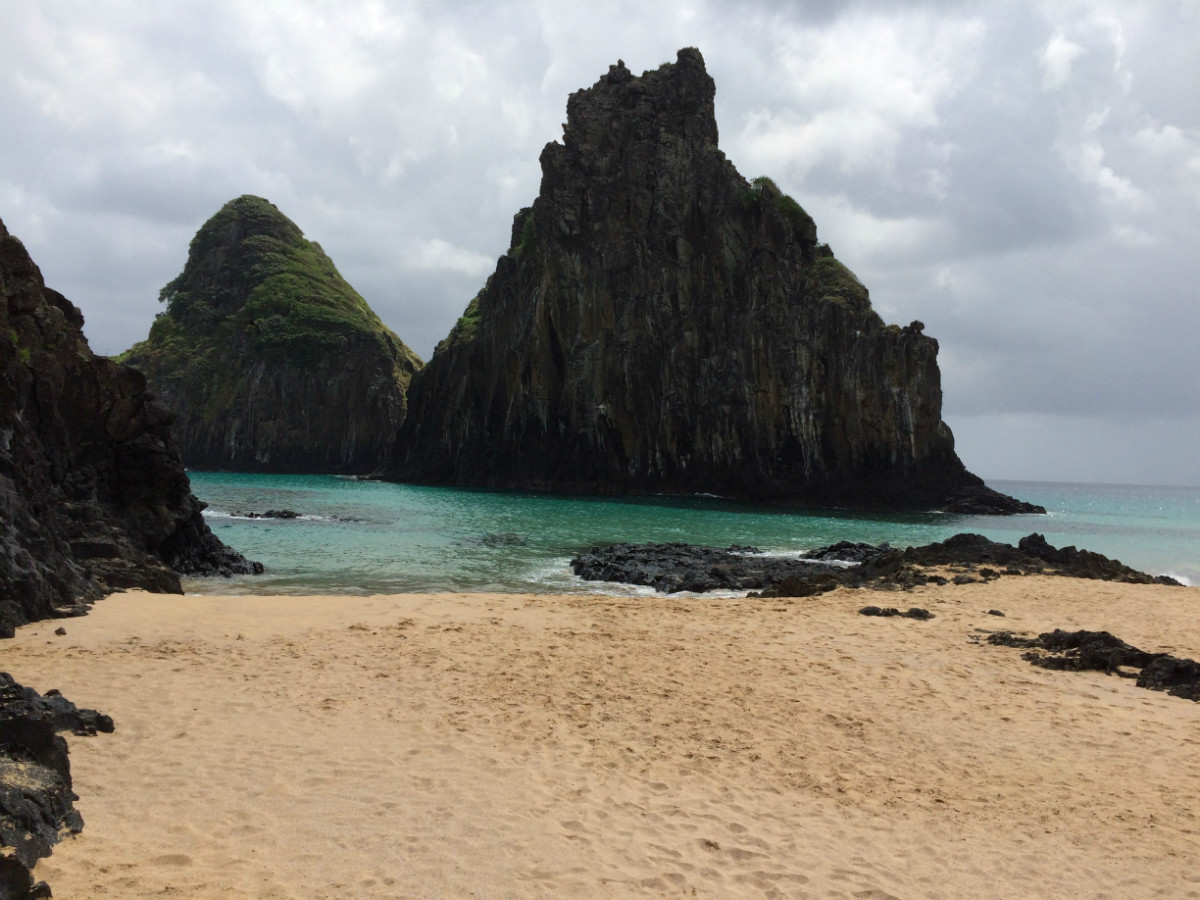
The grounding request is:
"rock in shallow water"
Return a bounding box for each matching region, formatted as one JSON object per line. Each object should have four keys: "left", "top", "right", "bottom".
{"left": 391, "top": 48, "right": 1041, "bottom": 515}
{"left": 571, "top": 533, "right": 1182, "bottom": 595}
{"left": 570, "top": 541, "right": 846, "bottom": 593}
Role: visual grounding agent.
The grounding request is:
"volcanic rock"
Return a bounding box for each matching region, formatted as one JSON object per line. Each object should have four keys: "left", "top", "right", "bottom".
{"left": 121, "top": 196, "right": 422, "bottom": 474}
{"left": 571, "top": 532, "right": 1181, "bottom": 595}
{"left": 859, "top": 606, "right": 934, "bottom": 620}
{"left": 1, "top": 217, "right": 261, "bottom": 635}
{"left": 987, "top": 630, "right": 1200, "bottom": 702}
{"left": 1, "top": 673, "right": 112, "bottom": 899}
{"left": 392, "top": 48, "right": 1041, "bottom": 514}
{"left": 570, "top": 541, "right": 846, "bottom": 594}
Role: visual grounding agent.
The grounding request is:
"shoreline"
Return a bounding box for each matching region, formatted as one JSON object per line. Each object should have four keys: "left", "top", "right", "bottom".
{"left": 7, "top": 580, "right": 1200, "bottom": 898}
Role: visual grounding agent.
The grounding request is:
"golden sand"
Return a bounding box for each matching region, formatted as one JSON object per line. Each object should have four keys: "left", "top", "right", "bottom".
{"left": 6, "top": 578, "right": 1200, "bottom": 898}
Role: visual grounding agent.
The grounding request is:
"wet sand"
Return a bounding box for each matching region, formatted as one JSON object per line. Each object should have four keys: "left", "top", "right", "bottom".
{"left": 7, "top": 577, "right": 1200, "bottom": 898}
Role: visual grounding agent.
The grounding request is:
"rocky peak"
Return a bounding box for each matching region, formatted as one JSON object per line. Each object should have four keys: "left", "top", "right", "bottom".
{"left": 561, "top": 47, "right": 718, "bottom": 162}
{"left": 122, "top": 196, "right": 421, "bottom": 474}
{"left": 391, "top": 50, "right": 1040, "bottom": 514}
{"left": 162, "top": 195, "right": 304, "bottom": 321}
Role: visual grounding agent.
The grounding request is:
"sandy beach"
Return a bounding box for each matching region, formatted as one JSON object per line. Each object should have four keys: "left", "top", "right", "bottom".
{"left": 6, "top": 577, "right": 1200, "bottom": 898}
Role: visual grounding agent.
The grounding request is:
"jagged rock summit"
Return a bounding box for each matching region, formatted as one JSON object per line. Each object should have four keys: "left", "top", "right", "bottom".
{"left": 391, "top": 48, "right": 1041, "bottom": 514}
{"left": 0, "top": 217, "right": 260, "bottom": 637}
{"left": 122, "top": 195, "right": 422, "bottom": 474}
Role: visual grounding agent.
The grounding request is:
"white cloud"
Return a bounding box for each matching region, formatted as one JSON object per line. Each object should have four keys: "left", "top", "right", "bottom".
{"left": 1038, "top": 30, "right": 1084, "bottom": 90}
{"left": 800, "top": 194, "right": 945, "bottom": 267}
{"left": 733, "top": 10, "right": 982, "bottom": 174}
{"left": 1133, "top": 123, "right": 1190, "bottom": 157}
{"left": 1070, "top": 140, "right": 1145, "bottom": 209}
{"left": 233, "top": 2, "right": 412, "bottom": 111}
{"left": 403, "top": 239, "right": 494, "bottom": 277}
{"left": 739, "top": 107, "right": 904, "bottom": 177}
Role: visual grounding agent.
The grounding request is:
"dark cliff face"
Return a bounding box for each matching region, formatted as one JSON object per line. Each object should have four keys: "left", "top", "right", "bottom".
{"left": 121, "top": 195, "right": 422, "bottom": 474}
{"left": 392, "top": 49, "right": 1038, "bottom": 514}
{"left": 0, "top": 218, "right": 260, "bottom": 636}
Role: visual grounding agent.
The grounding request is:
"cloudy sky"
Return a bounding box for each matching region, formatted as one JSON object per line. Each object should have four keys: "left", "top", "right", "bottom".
{"left": 2, "top": 1, "right": 1197, "bottom": 485}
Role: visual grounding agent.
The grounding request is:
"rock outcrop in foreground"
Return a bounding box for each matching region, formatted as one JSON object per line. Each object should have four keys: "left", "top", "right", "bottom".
{"left": 392, "top": 48, "right": 1040, "bottom": 514}
{"left": 988, "top": 630, "right": 1200, "bottom": 703}
{"left": 122, "top": 196, "right": 422, "bottom": 474}
{"left": 0, "top": 672, "right": 113, "bottom": 899}
{"left": 1, "top": 218, "right": 260, "bottom": 636}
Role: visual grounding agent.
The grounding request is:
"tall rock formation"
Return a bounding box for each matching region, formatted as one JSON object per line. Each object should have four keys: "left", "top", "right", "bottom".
{"left": 0, "top": 217, "right": 260, "bottom": 637}
{"left": 121, "top": 196, "right": 422, "bottom": 474}
{"left": 392, "top": 49, "right": 1040, "bottom": 514}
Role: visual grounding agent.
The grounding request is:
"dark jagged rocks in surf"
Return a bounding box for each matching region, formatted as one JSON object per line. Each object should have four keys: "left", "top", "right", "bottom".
{"left": 987, "top": 630, "right": 1200, "bottom": 702}
{"left": 0, "top": 217, "right": 261, "bottom": 636}
{"left": 570, "top": 532, "right": 1182, "bottom": 595}
{"left": 120, "top": 195, "right": 422, "bottom": 474}
{"left": 902, "top": 532, "right": 1182, "bottom": 584}
{"left": 391, "top": 48, "right": 1041, "bottom": 515}
{"left": 570, "top": 542, "right": 847, "bottom": 594}
{"left": 0, "top": 673, "right": 113, "bottom": 898}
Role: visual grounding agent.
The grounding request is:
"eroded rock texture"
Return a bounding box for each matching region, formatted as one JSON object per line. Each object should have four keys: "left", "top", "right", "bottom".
{"left": 393, "top": 48, "right": 1040, "bottom": 514}
{"left": 122, "top": 196, "right": 422, "bottom": 474}
{"left": 987, "top": 631, "right": 1200, "bottom": 702}
{"left": 1, "top": 217, "right": 260, "bottom": 635}
{"left": 571, "top": 532, "right": 1181, "bottom": 595}
{"left": 0, "top": 673, "right": 112, "bottom": 900}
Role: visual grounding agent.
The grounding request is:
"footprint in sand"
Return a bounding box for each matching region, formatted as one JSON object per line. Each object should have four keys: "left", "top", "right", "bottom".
{"left": 151, "top": 854, "right": 193, "bottom": 866}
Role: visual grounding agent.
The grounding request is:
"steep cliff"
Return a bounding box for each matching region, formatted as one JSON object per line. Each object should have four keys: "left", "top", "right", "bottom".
{"left": 121, "top": 196, "right": 421, "bottom": 474}
{"left": 392, "top": 49, "right": 1039, "bottom": 514}
{"left": 0, "top": 217, "right": 260, "bottom": 637}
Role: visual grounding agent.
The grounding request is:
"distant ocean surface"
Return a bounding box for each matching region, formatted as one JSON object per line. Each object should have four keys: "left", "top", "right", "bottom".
{"left": 185, "top": 473, "right": 1200, "bottom": 594}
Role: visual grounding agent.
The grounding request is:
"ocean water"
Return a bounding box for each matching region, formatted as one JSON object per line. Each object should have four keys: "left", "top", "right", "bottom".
{"left": 184, "top": 473, "right": 1200, "bottom": 594}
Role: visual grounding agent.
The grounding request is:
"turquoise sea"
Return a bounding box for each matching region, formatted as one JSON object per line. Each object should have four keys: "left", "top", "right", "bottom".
{"left": 185, "top": 473, "right": 1200, "bottom": 594}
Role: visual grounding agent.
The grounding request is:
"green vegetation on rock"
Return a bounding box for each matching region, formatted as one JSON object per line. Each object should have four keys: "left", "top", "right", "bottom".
{"left": 515, "top": 210, "right": 537, "bottom": 256}
{"left": 138, "top": 196, "right": 410, "bottom": 370}
{"left": 812, "top": 254, "right": 870, "bottom": 307}
{"left": 121, "top": 195, "right": 422, "bottom": 473}
{"left": 740, "top": 176, "right": 813, "bottom": 235}
{"left": 435, "top": 285, "right": 487, "bottom": 356}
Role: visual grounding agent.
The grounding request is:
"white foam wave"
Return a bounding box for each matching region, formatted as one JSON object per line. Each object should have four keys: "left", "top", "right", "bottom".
{"left": 527, "top": 560, "right": 763, "bottom": 599}
{"left": 735, "top": 550, "right": 858, "bottom": 568}
{"left": 201, "top": 510, "right": 329, "bottom": 522}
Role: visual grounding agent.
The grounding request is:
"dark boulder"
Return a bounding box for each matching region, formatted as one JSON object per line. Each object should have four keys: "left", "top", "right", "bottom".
{"left": 1021, "top": 629, "right": 1161, "bottom": 672}
{"left": 987, "top": 630, "right": 1200, "bottom": 703}
{"left": 391, "top": 49, "right": 1042, "bottom": 516}
{"left": 859, "top": 606, "right": 934, "bottom": 620}
{"left": 1137, "top": 656, "right": 1200, "bottom": 701}
{"left": 0, "top": 673, "right": 112, "bottom": 899}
